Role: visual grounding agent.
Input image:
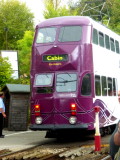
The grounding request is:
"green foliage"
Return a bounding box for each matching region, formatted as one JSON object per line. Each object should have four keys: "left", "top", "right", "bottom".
{"left": 17, "top": 30, "right": 34, "bottom": 82}
{"left": 8, "top": 77, "right": 30, "bottom": 85}
{"left": 0, "top": 0, "right": 34, "bottom": 50}
{"left": 68, "top": 0, "right": 120, "bottom": 35}
{"left": 0, "top": 57, "right": 13, "bottom": 89}
{"left": 43, "top": 0, "right": 120, "bottom": 35}
{"left": 43, "top": 0, "right": 70, "bottom": 19}
{"left": 108, "top": 0, "right": 120, "bottom": 34}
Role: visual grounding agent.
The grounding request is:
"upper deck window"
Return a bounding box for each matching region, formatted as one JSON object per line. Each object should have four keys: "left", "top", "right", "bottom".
{"left": 58, "top": 26, "right": 82, "bottom": 42}
{"left": 105, "top": 34, "right": 110, "bottom": 50}
{"left": 99, "top": 32, "right": 104, "bottom": 47}
{"left": 36, "top": 27, "right": 56, "bottom": 43}
{"left": 56, "top": 73, "right": 77, "bottom": 92}
{"left": 92, "top": 28, "right": 98, "bottom": 45}
{"left": 115, "top": 40, "right": 120, "bottom": 54}
{"left": 110, "top": 38, "right": 115, "bottom": 52}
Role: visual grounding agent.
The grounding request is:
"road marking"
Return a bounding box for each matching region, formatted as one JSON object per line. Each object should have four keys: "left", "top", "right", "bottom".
{"left": 5, "top": 130, "right": 33, "bottom": 137}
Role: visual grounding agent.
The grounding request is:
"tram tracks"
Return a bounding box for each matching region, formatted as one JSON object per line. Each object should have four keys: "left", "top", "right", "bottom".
{"left": 0, "top": 144, "right": 111, "bottom": 160}
{"left": 0, "top": 145, "right": 67, "bottom": 160}
{"left": 0, "top": 131, "right": 112, "bottom": 160}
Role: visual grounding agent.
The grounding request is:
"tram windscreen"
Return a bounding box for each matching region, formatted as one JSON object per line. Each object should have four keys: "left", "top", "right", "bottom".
{"left": 34, "top": 74, "right": 53, "bottom": 86}
{"left": 56, "top": 73, "right": 77, "bottom": 92}
{"left": 36, "top": 27, "right": 56, "bottom": 43}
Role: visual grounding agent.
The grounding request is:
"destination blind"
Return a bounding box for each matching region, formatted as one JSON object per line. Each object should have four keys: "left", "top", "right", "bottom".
{"left": 42, "top": 54, "right": 68, "bottom": 62}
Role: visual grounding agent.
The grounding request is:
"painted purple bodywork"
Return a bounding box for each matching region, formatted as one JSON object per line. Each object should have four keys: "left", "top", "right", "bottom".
{"left": 30, "top": 16, "right": 113, "bottom": 131}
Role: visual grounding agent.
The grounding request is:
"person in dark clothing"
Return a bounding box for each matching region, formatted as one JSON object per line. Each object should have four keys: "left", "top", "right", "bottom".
{"left": 0, "top": 92, "right": 6, "bottom": 138}
{"left": 113, "top": 122, "right": 120, "bottom": 160}
{"left": 109, "top": 91, "right": 120, "bottom": 160}
{"left": 109, "top": 121, "right": 120, "bottom": 160}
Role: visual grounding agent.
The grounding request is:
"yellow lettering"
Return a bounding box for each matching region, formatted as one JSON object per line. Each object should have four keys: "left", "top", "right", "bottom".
{"left": 47, "top": 55, "right": 63, "bottom": 61}
{"left": 49, "top": 63, "right": 62, "bottom": 66}
{"left": 47, "top": 56, "right": 52, "bottom": 60}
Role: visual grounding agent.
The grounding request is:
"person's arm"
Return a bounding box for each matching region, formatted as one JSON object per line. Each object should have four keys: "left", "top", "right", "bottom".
{"left": 114, "top": 122, "right": 120, "bottom": 146}
{"left": 0, "top": 108, "right": 6, "bottom": 118}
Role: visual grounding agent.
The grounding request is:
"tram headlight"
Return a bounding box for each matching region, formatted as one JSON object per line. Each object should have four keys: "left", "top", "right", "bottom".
{"left": 35, "top": 117, "right": 43, "bottom": 124}
{"left": 69, "top": 116, "right": 77, "bottom": 124}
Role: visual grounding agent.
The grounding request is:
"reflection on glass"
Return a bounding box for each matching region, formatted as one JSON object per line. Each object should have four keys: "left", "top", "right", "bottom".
{"left": 58, "top": 26, "right": 82, "bottom": 42}
{"left": 35, "top": 74, "right": 53, "bottom": 86}
{"left": 36, "top": 27, "right": 56, "bottom": 43}
{"left": 56, "top": 73, "right": 77, "bottom": 92}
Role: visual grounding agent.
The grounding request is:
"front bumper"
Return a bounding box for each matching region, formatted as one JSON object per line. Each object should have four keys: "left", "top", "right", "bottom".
{"left": 29, "top": 124, "right": 88, "bottom": 131}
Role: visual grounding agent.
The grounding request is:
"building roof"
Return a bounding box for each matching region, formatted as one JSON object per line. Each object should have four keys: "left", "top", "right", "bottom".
{"left": 3, "top": 84, "right": 30, "bottom": 93}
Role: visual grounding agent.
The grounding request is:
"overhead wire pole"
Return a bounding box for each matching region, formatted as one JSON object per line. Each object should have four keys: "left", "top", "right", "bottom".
{"left": 81, "top": 4, "right": 104, "bottom": 20}
{"left": 100, "top": 2, "right": 106, "bottom": 22}
{"left": 81, "top": 3, "right": 87, "bottom": 15}
{"left": 80, "top": 0, "right": 110, "bottom": 26}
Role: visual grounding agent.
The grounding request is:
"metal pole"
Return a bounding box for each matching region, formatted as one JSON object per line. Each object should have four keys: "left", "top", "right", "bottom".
{"left": 94, "top": 106, "right": 101, "bottom": 151}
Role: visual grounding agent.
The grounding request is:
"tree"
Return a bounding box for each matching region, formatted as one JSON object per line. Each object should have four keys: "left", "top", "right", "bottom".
{"left": 0, "top": 57, "right": 13, "bottom": 89}
{"left": 108, "top": 0, "right": 120, "bottom": 34}
{"left": 17, "top": 30, "right": 34, "bottom": 83}
{"left": 0, "top": 0, "right": 34, "bottom": 50}
{"left": 43, "top": 0, "right": 70, "bottom": 19}
{"left": 68, "top": 0, "right": 120, "bottom": 34}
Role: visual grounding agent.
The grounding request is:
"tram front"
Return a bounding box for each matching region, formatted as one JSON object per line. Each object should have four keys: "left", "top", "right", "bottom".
{"left": 30, "top": 17, "right": 94, "bottom": 137}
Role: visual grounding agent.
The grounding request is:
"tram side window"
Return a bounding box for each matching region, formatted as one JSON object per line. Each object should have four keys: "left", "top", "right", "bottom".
{"left": 105, "top": 35, "right": 110, "bottom": 50}
{"left": 101, "top": 76, "right": 107, "bottom": 96}
{"left": 107, "top": 77, "right": 112, "bottom": 96}
{"left": 92, "top": 28, "right": 98, "bottom": 45}
{"left": 99, "top": 32, "right": 104, "bottom": 47}
{"left": 115, "top": 40, "right": 120, "bottom": 54}
{"left": 113, "top": 78, "right": 117, "bottom": 96}
{"left": 81, "top": 74, "right": 91, "bottom": 96}
{"left": 95, "top": 75, "right": 101, "bottom": 96}
{"left": 110, "top": 38, "right": 115, "bottom": 52}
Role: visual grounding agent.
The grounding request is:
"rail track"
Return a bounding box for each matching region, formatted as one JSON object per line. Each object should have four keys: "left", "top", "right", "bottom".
{"left": 0, "top": 144, "right": 111, "bottom": 160}
{"left": 0, "top": 130, "right": 112, "bottom": 160}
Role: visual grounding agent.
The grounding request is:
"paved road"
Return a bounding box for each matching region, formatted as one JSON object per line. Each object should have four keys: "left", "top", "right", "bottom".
{"left": 0, "top": 129, "right": 51, "bottom": 151}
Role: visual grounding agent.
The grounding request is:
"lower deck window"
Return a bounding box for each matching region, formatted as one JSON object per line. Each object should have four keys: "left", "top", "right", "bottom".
{"left": 102, "top": 76, "right": 107, "bottom": 96}
{"left": 108, "top": 77, "right": 112, "bottom": 96}
{"left": 81, "top": 74, "right": 91, "bottom": 96}
{"left": 95, "top": 75, "right": 117, "bottom": 96}
{"left": 95, "top": 75, "right": 101, "bottom": 96}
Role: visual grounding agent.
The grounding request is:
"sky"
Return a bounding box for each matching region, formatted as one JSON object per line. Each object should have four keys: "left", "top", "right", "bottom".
{"left": 20, "top": 0, "right": 45, "bottom": 25}
{"left": 20, "top": 0, "right": 71, "bottom": 25}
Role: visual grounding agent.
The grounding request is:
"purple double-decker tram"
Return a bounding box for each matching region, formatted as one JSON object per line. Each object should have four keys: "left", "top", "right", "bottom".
{"left": 30, "top": 16, "right": 120, "bottom": 137}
